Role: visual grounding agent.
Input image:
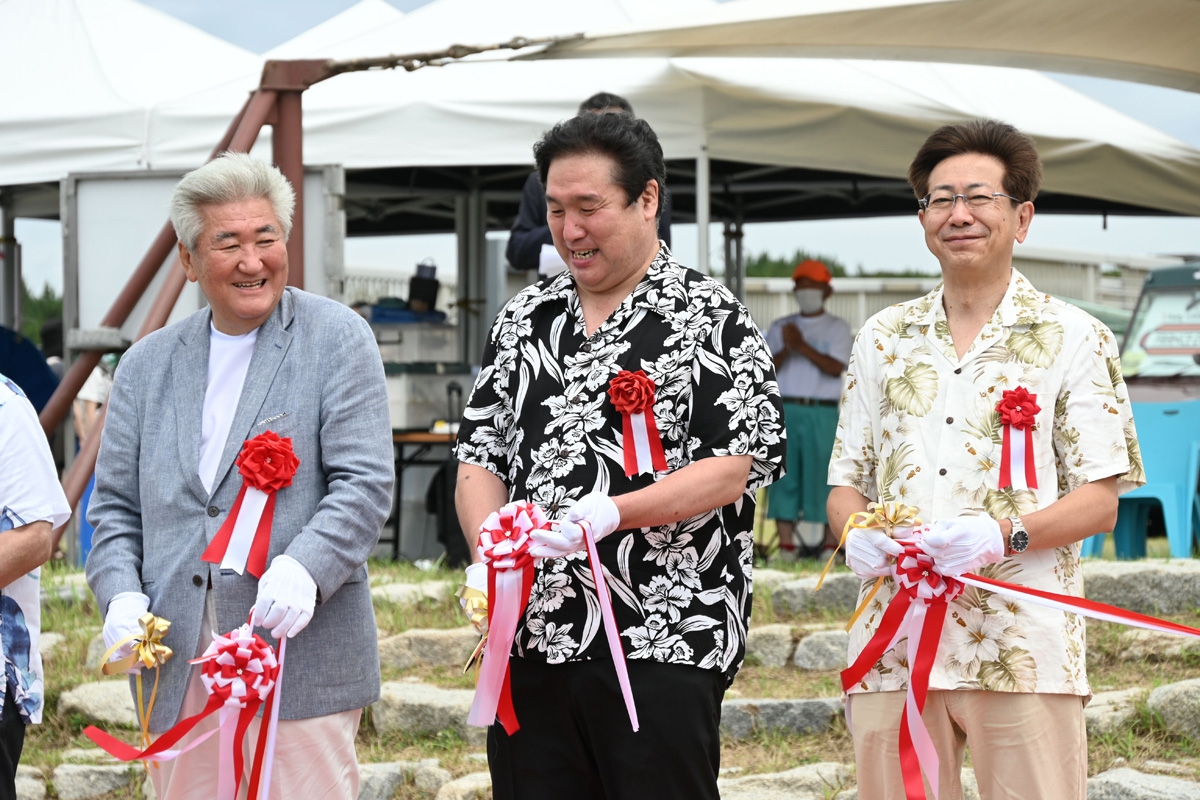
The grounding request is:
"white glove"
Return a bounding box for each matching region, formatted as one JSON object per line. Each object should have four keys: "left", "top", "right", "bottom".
{"left": 102, "top": 591, "right": 151, "bottom": 673}
{"left": 922, "top": 516, "right": 1005, "bottom": 577}
{"left": 464, "top": 562, "right": 488, "bottom": 593}
{"left": 844, "top": 527, "right": 905, "bottom": 580}
{"left": 529, "top": 492, "right": 621, "bottom": 559}
{"left": 460, "top": 562, "right": 489, "bottom": 635}
{"left": 253, "top": 555, "right": 317, "bottom": 639}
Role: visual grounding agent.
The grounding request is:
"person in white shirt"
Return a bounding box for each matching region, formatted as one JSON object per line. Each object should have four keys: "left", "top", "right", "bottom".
{"left": 0, "top": 374, "right": 72, "bottom": 799}
{"left": 764, "top": 260, "right": 852, "bottom": 561}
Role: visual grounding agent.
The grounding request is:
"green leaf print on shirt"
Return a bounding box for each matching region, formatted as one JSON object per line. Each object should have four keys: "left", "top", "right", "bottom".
{"left": 983, "top": 486, "right": 1038, "bottom": 519}
{"left": 1005, "top": 321, "right": 1064, "bottom": 367}
{"left": 977, "top": 646, "right": 1038, "bottom": 691}
{"left": 885, "top": 362, "right": 939, "bottom": 416}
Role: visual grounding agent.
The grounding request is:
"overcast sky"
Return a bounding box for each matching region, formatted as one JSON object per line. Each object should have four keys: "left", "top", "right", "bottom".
{"left": 18, "top": 0, "right": 1200, "bottom": 291}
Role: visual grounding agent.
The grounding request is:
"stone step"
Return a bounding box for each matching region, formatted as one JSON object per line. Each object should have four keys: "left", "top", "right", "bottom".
{"left": 14, "top": 759, "right": 1198, "bottom": 800}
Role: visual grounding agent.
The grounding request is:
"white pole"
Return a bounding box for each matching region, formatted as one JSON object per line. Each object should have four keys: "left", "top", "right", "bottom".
{"left": 695, "top": 145, "right": 710, "bottom": 275}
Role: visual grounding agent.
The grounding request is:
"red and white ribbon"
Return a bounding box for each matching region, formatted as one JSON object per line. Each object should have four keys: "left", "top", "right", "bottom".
{"left": 468, "top": 502, "right": 541, "bottom": 734}
{"left": 845, "top": 537, "right": 1200, "bottom": 800}
{"left": 580, "top": 519, "right": 640, "bottom": 732}
{"left": 842, "top": 544, "right": 963, "bottom": 800}
{"left": 84, "top": 615, "right": 286, "bottom": 800}
{"left": 608, "top": 370, "right": 668, "bottom": 477}
{"left": 202, "top": 431, "right": 299, "bottom": 578}
{"left": 996, "top": 387, "right": 1040, "bottom": 492}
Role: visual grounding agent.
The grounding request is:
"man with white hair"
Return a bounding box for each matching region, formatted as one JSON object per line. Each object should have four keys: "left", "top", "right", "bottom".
{"left": 87, "top": 152, "right": 394, "bottom": 799}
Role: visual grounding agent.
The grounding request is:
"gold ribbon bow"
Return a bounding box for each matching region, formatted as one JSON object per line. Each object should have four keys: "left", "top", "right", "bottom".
{"left": 456, "top": 585, "right": 489, "bottom": 674}
{"left": 815, "top": 502, "right": 922, "bottom": 631}
{"left": 100, "top": 613, "right": 174, "bottom": 760}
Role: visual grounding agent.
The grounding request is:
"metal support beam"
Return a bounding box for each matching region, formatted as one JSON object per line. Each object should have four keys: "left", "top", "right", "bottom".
{"left": 274, "top": 90, "right": 305, "bottom": 289}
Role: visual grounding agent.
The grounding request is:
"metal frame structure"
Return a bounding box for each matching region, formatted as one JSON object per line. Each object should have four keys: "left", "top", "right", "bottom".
{"left": 38, "top": 37, "right": 547, "bottom": 546}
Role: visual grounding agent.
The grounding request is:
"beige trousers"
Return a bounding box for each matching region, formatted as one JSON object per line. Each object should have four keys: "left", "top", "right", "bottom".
{"left": 848, "top": 690, "right": 1087, "bottom": 800}
{"left": 148, "top": 594, "right": 362, "bottom": 800}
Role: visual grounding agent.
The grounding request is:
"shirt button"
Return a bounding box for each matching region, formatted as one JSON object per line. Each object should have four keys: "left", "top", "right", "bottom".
{"left": 192, "top": 575, "right": 203, "bottom": 587}
{"left": 946, "top": 417, "right": 954, "bottom": 424}
{"left": 954, "top": 368, "right": 962, "bottom": 374}
{"left": 939, "top": 468, "right": 947, "bottom": 476}
{"left": 207, "top": 506, "right": 220, "bottom": 517}
{"left": 580, "top": 342, "right": 592, "bottom": 353}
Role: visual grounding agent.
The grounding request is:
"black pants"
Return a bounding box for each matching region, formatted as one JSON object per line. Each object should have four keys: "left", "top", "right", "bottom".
{"left": 0, "top": 690, "right": 26, "bottom": 800}
{"left": 488, "top": 658, "right": 725, "bottom": 800}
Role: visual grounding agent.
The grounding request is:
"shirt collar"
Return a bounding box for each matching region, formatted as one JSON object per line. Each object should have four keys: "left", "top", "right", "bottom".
{"left": 901, "top": 267, "right": 1044, "bottom": 330}
{"left": 522, "top": 242, "right": 684, "bottom": 319}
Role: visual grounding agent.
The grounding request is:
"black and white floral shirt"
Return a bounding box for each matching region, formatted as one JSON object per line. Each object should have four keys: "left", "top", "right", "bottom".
{"left": 456, "top": 246, "right": 785, "bottom": 683}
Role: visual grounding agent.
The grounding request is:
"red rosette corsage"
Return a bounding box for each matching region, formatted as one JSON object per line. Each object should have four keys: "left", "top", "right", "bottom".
{"left": 236, "top": 431, "right": 300, "bottom": 493}
{"left": 996, "top": 386, "right": 1040, "bottom": 491}
{"left": 607, "top": 370, "right": 667, "bottom": 477}
{"left": 202, "top": 431, "right": 300, "bottom": 578}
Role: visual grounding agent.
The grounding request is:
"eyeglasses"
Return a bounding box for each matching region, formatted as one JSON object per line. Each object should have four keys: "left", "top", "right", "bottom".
{"left": 918, "top": 190, "right": 1023, "bottom": 213}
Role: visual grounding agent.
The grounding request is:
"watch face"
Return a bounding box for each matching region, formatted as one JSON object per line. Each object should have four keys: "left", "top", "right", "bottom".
{"left": 1011, "top": 529, "right": 1030, "bottom": 553}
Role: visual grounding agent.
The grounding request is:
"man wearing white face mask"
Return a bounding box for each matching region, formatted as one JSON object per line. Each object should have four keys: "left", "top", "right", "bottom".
{"left": 764, "top": 260, "right": 853, "bottom": 561}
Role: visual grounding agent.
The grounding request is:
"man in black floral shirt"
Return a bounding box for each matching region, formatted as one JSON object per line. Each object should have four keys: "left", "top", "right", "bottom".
{"left": 455, "top": 112, "right": 784, "bottom": 799}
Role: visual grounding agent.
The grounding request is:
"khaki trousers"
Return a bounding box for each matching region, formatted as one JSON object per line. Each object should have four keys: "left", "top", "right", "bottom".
{"left": 149, "top": 594, "right": 362, "bottom": 800}
{"left": 848, "top": 690, "right": 1087, "bottom": 800}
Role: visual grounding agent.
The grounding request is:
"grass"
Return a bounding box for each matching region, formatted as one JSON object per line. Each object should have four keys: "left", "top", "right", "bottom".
{"left": 25, "top": 539, "right": 1200, "bottom": 798}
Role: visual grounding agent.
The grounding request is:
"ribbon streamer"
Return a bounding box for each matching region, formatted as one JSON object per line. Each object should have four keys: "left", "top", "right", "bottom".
{"left": 581, "top": 519, "right": 640, "bottom": 731}
{"left": 841, "top": 543, "right": 962, "bottom": 800}
{"left": 467, "top": 503, "right": 540, "bottom": 734}
{"left": 996, "top": 388, "right": 1040, "bottom": 491}
{"left": 202, "top": 431, "right": 299, "bottom": 578}
{"left": 85, "top": 615, "right": 284, "bottom": 800}
{"left": 844, "top": 535, "right": 1200, "bottom": 800}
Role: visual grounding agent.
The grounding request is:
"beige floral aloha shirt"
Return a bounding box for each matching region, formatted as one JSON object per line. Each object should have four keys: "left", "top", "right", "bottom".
{"left": 829, "top": 269, "right": 1144, "bottom": 696}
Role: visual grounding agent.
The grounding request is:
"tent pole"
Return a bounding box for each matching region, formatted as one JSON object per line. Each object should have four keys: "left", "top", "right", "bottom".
{"left": 696, "top": 146, "right": 710, "bottom": 274}
{"left": 734, "top": 215, "right": 745, "bottom": 303}
{"left": 1, "top": 197, "right": 15, "bottom": 329}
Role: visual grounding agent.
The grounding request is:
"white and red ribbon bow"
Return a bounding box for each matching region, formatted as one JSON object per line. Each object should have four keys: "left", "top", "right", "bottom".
{"left": 844, "top": 534, "right": 1200, "bottom": 800}
{"left": 467, "top": 501, "right": 641, "bottom": 735}
{"left": 842, "top": 542, "right": 963, "bottom": 800}
{"left": 468, "top": 502, "right": 541, "bottom": 734}
{"left": 996, "top": 387, "right": 1040, "bottom": 492}
{"left": 202, "top": 431, "right": 300, "bottom": 578}
{"left": 608, "top": 370, "right": 668, "bottom": 477}
{"left": 85, "top": 616, "right": 287, "bottom": 800}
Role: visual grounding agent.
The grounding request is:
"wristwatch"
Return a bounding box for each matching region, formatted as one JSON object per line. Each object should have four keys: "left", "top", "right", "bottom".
{"left": 1006, "top": 516, "right": 1030, "bottom": 556}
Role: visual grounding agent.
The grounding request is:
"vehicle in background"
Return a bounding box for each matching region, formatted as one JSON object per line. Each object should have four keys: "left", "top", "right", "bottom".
{"left": 1120, "top": 262, "right": 1200, "bottom": 402}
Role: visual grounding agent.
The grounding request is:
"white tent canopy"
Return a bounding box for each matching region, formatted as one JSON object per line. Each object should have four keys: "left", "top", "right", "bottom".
{"left": 143, "top": 48, "right": 1200, "bottom": 218}
{"left": 530, "top": 0, "right": 1200, "bottom": 94}
{"left": 5, "top": 0, "right": 1200, "bottom": 222}
{"left": 263, "top": 0, "right": 404, "bottom": 59}
{"left": 0, "top": 0, "right": 260, "bottom": 187}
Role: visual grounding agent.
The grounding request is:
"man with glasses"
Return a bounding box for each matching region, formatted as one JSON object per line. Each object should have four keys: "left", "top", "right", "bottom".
{"left": 828, "top": 119, "right": 1144, "bottom": 798}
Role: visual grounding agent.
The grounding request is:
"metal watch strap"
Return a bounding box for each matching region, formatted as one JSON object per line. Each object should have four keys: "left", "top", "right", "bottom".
{"left": 1006, "top": 516, "right": 1029, "bottom": 555}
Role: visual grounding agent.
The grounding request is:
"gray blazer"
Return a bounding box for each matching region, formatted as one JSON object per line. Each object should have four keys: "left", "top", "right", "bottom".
{"left": 87, "top": 288, "right": 394, "bottom": 730}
